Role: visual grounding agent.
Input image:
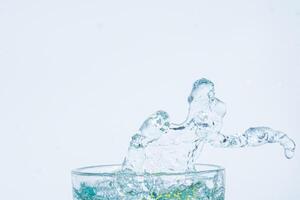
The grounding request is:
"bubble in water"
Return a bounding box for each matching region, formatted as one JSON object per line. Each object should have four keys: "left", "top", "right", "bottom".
{"left": 122, "top": 78, "right": 296, "bottom": 173}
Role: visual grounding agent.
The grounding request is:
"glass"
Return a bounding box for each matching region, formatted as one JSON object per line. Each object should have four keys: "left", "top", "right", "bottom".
{"left": 71, "top": 164, "right": 225, "bottom": 200}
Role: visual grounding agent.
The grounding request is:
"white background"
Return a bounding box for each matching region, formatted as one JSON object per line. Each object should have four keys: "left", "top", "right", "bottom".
{"left": 0, "top": 0, "right": 299, "bottom": 199}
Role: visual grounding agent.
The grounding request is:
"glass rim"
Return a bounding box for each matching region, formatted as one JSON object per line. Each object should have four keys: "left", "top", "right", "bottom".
{"left": 71, "top": 163, "right": 225, "bottom": 177}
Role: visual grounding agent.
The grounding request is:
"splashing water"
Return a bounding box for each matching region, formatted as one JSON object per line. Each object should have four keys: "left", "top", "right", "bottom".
{"left": 122, "top": 78, "right": 296, "bottom": 173}
{"left": 73, "top": 78, "right": 296, "bottom": 200}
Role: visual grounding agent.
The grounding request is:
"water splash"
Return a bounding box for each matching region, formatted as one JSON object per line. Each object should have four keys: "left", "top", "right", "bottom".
{"left": 122, "top": 78, "right": 296, "bottom": 173}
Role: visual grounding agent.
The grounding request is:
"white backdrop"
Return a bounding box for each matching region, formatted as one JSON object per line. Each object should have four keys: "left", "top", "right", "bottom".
{"left": 0, "top": 0, "right": 299, "bottom": 199}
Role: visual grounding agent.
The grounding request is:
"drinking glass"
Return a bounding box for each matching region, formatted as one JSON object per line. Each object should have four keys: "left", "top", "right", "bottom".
{"left": 72, "top": 164, "right": 225, "bottom": 200}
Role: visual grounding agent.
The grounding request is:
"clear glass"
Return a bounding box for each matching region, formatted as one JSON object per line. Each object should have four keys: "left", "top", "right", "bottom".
{"left": 71, "top": 164, "right": 225, "bottom": 200}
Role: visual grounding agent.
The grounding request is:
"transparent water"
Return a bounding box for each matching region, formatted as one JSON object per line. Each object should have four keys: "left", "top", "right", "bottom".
{"left": 73, "top": 178, "right": 224, "bottom": 200}
{"left": 123, "top": 78, "right": 295, "bottom": 173}
{"left": 72, "top": 78, "right": 295, "bottom": 200}
{"left": 72, "top": 164, "right": 225, "bottom": 200}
